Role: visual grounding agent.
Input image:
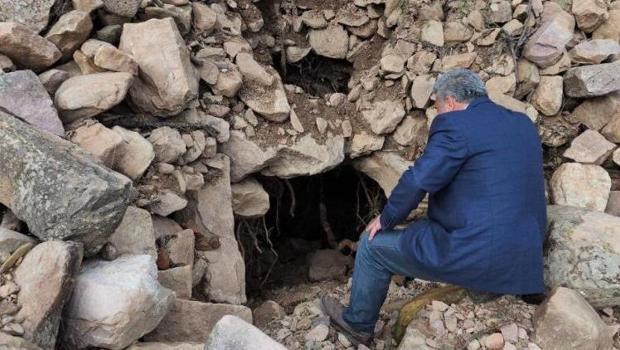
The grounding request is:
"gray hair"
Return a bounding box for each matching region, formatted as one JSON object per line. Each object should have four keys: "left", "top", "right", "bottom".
{"left": 432, "top": 69, "right": 487, "bottom": 103}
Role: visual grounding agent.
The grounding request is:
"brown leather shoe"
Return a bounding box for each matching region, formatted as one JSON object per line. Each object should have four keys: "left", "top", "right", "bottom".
{"left": 320, "top": 296, "right": 373, "bottom": 346}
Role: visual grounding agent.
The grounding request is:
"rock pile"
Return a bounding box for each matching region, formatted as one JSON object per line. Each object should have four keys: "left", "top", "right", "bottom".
{"left": 0, "top": 0, "right": 620, "bottom": 348}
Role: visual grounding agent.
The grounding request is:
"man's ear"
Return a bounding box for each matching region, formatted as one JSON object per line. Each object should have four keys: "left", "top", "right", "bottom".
{"left": 445, "top": 96, "right": 457, "bottom": 111}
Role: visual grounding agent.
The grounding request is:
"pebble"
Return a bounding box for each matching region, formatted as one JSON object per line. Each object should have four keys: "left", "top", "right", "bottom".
{"left": 484, "top": 333, "right": 505, "bottom": 349}
{"left": 467, "top": 339, "right": 481, "bottom": 350}
{"left": 305, "top": 324, "right": 329, "bottom": 342}
{"left": 500, "top": 322, "right": 519, "bottom": 343}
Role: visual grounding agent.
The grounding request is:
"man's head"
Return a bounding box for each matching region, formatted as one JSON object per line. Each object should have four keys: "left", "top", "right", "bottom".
{"left": 432, "top": 69, "right": 487, "bottom": 114}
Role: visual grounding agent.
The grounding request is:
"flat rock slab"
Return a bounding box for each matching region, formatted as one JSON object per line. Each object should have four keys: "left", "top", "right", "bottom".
{"left": 205, "top": 315, "right": 287, "bottom": 350}
{"left": 0, "top": 111, "right": 132, "bottom": 256}
{"left": 545, "top": 206, "right": 620, "bottom": 308}
{"left": 15, "top": 241, "right": 83, "bottom": 349}
{"left": 0, "top": 70, "right": 64, "bottom": 136}
{"left": 564, "top": 62, "right": 620, "bottom": 98}
{"left": 145, "top": 299, "right": 252, "bottom": 343}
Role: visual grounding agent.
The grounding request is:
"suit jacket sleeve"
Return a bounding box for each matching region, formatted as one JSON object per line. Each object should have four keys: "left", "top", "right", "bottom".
{"left": 380, "top": 114, "right": 469, "bottom": 230}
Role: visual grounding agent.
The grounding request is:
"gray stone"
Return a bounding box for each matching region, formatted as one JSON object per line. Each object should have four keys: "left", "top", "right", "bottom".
{"left": 308, "top": 249, "right": 353, "bottom": 282}
{"left": 563, "top": 130, "right": 616, "bottom": 164}
{"left": 145, "top": 299, "right": 252, "bottom": 343}
{"left": 349, "top": 133, "right": 384, "bottom": 159}
{"left": 0, "top": 111, "right": 132, "bottom": 256}
{"left": 550, "top": 163, "right": 611, "bottom": 211}
{"left": 421, "top": 20, "right": 444, "bottom": 47}
{"left": 533, "top": 287, "right": 615, "bottom": 349}
{"left": 545, "top": 206, "right": 620, "bottom": 307}
{"left": 205, "top": 315, "right": 287, "bottom": 350}
{"left": 567, "top": 92, "right": 620, "bottom": 131}
{"left": 0, "top": 22, "right": 61, "bottom": 71}
{"left": 143, "top": 4, "right": 192, "bottom": 36}
{"left": 564, "top": 62, "right": 620, "bottom": 98}
{"left": 308, "top": 24, "right": 348, "bottom": 59}
{"left": 148, "top": 126, "right": 187, "bottom": 163}
{"left": 0, "top": 0, "right": 56, "bottom": 33}
{"left": 119, "top": 18, "right": 198, "bottom": 117}
{"left": 176, "top": 155, "right": 246, "bottom": 304}
{"left": 253, "top": 301, "right": 286, "bottom": 328}
{"left": 0, "top": 70, "right": 64, "bottom": 136}
{"left": 63, "top": 255, "right": 174, "bottom": 349}
{"left": 231, "top": 178, "right": 270, "bottom": 219}
{"left": 572, "top": 0, "right": 609, "bottom": 33}
{"left": 220, "top": 131, "right": 276, "bottom": 182}
{"left": 361, "top": 100, "right": 406, "bottom": 135}
{"left": 569, "top": 39, "right": 620, "bottom": 65}
{"left": 158, "top": 265, "right": 192, "bottom": 300}
{"left": 15, "top": 241, "right": 82, "bottom": 349}
{"left": 107, "top": 206, "right": 157, "bottom": 259}
{"left": 238, "top": 66, "right": 290, "bottom": 122}
{"left": 103, "top": 0, "right": 141, "bottom": 17}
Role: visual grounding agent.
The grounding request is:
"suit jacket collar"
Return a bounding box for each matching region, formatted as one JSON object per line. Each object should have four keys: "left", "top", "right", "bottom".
{"left": 467, "top": 96, "right": 491, "bottom": 110}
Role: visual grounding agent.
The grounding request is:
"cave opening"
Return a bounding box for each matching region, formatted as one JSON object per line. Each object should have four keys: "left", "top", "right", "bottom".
{"left": 272, "top": 51, "right": 354, "bottom": 96}
{"left": 236, "top": 163, "right": 387, "bottom": 296}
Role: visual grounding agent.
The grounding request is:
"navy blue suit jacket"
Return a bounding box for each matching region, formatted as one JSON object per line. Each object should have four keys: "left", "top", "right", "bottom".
{"left": 380, "top": 96, "right": 547, "bottom": 295}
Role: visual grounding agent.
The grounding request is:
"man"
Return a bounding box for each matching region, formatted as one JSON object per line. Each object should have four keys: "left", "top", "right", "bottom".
{"left": 321, "top": 69, "right": 547, "bottom": 345}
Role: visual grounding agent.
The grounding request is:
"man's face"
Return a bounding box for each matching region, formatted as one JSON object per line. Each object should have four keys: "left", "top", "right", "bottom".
{"left": 434, "top": 96, "right": 468, "bottom": 114}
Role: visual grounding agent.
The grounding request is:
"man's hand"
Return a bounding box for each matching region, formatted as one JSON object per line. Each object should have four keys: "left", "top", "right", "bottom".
{"left": 366, "top": 215, "right": 382, "bottom": 241}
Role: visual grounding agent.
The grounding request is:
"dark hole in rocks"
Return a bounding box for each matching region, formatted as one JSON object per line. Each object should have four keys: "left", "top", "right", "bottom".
{"left": 272, "top": 51, "right": 353, "bottom": 97}
{"left": 237, "top": 163, "right": 386, "bottom": 296}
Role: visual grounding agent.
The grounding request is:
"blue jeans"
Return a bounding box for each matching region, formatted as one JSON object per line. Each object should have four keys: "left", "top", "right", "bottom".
{"left": 342, "top": 229, "right": 430, "bottom": 333}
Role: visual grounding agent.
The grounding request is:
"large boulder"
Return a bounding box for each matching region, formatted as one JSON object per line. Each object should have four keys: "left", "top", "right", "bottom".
{"left": 238, "top": 66, "right": 291, "bottom": 122}
{"left": 54, "top": 72, "right": 134, "bottom": 123}
{"left": 523, "top": 3, "right": 575, "bottom": 68}
{"left": 14, "top": 241, "right": 83, "bottom": 350}
{"left": 205, "top": 315, "right": 287, "bottom": 350}
{"left": 145, "top": 299, "right": 252, "bottom": 343}
{"left": 0, "top": 70, "right": 64, "bottom": 136}
{"left": 0, "top": 22, "right": 61, "bottom": 71}
{"left": 545, "top": 206, "right": 620, "bottom": 307}
{"left": 262, "top": 134, "right": 345, "bottom": 178}
{"left": 176, "top": 155, "right": 246, "bottom": 305}
{"left": 0, "top": 111, "right": 132, "bottom": 256}
{"left": 533, "top": 287, "right": 615, "bottom": 349}
{"left": 0, "top": 0, "right": 56, "bottom": 33}
{"left": 549, "top": 163, "right": 611, "bottom": 211}
{"left": 62, "top": 255, "right": 174, "bottom": 349}
{"left": 119, "top": 18, "right": 198, "bottom": 117}
{"left": 564, "top": 62, "right": 620, "bottom": 98}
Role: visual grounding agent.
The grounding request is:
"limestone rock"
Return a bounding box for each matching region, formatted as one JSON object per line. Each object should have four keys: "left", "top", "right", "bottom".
{"left": 441, "top": 52, "right": 477, "bottom": 71}
{"left": 421, "top": 20, "right": 444, "bottom": 47}
{"left": 593, "top": 2, "right": 620, "bottom": 41}
{"left": 262, "top": 134, "right": 345, "bottom": 178}
{"left": 349, "top": 133, "right": 385, "bottom": 158}
{"left": 353, "top": 151, "right": 409, "bottom": 197}
{"left": 411, "top": 75, "right": 436, "bottom": 109}
{"left": 564, "top": 62, "right": 620, "bottom": 98}
{"left": 103, "top": 0, "right": 141, "bottom": 17}
{"left": 602, "top": 111, "right": 620, "bottom": 143}
{"left": 286, "top": 46, "right": 312, "bottom": 63}
{"left": 531, "top": 75, "right": 563, "bottom": 116}
{"left": 444, "top": 21, "right": 473, "bottom": 43}
{"left": 563, "top": 130, "right": 616, "bottom": 164}
{"left": 516, "top": 59, "right": 540, "bottom": 98}
{"left": 0, "top": 70, "right": 64, "bottom": 136}
{"left": 568, "top": 92, "right": 620, "bottom": 130}
{"left": 393, "top": 114, "right": 428, "bottom": 147}
{"left": 550, "top": 163, "right": 611, "bottom": 211}
{"left": 145, "top": 299, "right": 252, "bottom": 343}
{"left": 82, "top": 39, "right": 138, "bottom": 75}
{"left": 380, "top": 54, "right": 405, "bottom": 74}
{"left": 112, "top": 126, "right": 155, "bottom": 180}
{"left": 0, "top": 0, "right": 56, "bottom": 33}
{"left": 44, "top": 10, "right": 93, "bottom": 60}
{"left": 0, "top": 111, "right": 132, "bottom": 256}
{"left": 205, "top": 315, "right": 287, "bottom": 350}
{"left": 149, "top": 190, "right": 188, "bottom": 216}
{"left": 569, "top": 39, "right": 620, "bottom": 65}
{"left": 308, "top": 24, "right": 348, "bottom": 59}
{"left": 253, "top": 301, "right": 286, "bottom": 328}
{"left": 0, "top": 22, "right": 61, "bottom": 71}
{"left": 192, "top": 2, "right": 217, "bottom": 34}
{"left": 73, "top": 0, "right": 103, "bottom": 12}
{"left": 523, "top": 4, "right": 575, "bottom": 68}
{"left": 176, "top": 155, "right": 246, "bottom": 304}
{"left": 572, "top": 0, "right": 609, "bottom": 33}
{"left": 213, "top": 63, "right": 242, "bottom": 97}
{"left": 55, "top": 72, "right": 133, "bottom": 123}
{"left": 488, "top": 0, "right": 512, "bottom": 23}
{"left": 546, "top": 206, "right": 620, "bottom": 307}
{"left": 149, "top": 126, "right": 187, "bottom": 163}
{"left": 158, "top": 265, "right": 192, "bottom": 300}
{"left": 235, "top": 52, "right": 273, "bottom": 86}
{"left": 164, "top": 229, "right": 195, "bottom": 267}
{"left": 38, "top": 68, "right": 70, "bottom": 96}
{"left": 70, "top": 121, "right": 123, "bottom": 167}
{"left": 308, "top": 249, "right": 353, "bottom": 282}
{"left": 302, "top": 9, "right": 327, "bottom": 29}
{"left": 361, "top": 100, "right": 406, "bottom": 134}
{"left": 238, "top": 66, "right": 291, "bottom": 122}
{"left": 0, "top": 228, "right": 36, "bottom": 262}
{"left": 63, "top": 255, "right": 174, "bottom": 349}
{"left": 220, "top": 131, "right": 277, "bottom": 182}
{"left": 119, "top": 18, "right": 198, "bottom": 117}
{"left": 107, "top": 206, "right": 157, "bottom": 259}
{"left": 231, "top": 178, "right": 270, "bottom": 219}
{"left": 14, "top": 241, "right": 82, "bottom": 349}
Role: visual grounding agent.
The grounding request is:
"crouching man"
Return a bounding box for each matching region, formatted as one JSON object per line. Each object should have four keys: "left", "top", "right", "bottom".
{"left": 321, "top": 69, "right": 547, "bottom": 346}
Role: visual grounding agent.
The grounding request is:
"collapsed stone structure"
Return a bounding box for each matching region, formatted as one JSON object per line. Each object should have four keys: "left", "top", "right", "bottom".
{"left": 0, "top": 0, "right": 620, "bottom": 348}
